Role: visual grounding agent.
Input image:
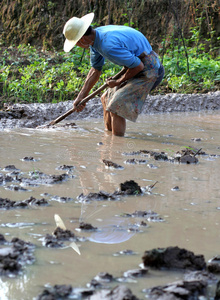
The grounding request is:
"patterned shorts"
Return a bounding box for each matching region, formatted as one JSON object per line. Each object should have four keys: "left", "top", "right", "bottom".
{"left": 104, "top": 51, "right": 164, "bottom": 122}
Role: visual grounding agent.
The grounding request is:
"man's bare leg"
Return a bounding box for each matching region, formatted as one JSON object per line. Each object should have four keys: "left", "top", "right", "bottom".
{"left": 101, "top": 92, "right": 126, "bottom": 136}
{"left": 111, "top": 112, "right": 126, "bottom": 136}
{"left": 101, "top": 92, "right": 112, "bottom": 132}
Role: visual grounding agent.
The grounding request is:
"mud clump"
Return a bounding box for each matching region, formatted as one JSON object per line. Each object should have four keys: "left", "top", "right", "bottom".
{"left": 184, "top": 270, "right": 217, "bottom": 282}
{"left": 0, "top": 196, "right": 48, "bottom": 209}
{"left": 56, "top": 165, "right": 75, "bottom": 172}
{"left": 175, "top": 154, "right": 198, "bottom": 164}
{"left": 102, "top": 159, "right": 124, "bottom": 169}
{"left": 3, "top": 165, "right": 20, "bottom": 172}
{"left": 78, "top": 222, "right": 97, "bottom": 231}
{"left": 174, "top": 147, "right": 203, "bottom": 164}
{"left": 142, "top": 246, "right": 206, "bottom": 270}
{"left": 77, "top": 190, "right": 120, "bottom": 202}
{"left": 122, "top": 210, "right": 164, "bottom": 223}
{"left": 77, "top": 180, "right": 142, "bottom": 202}
{"left": 87, "top": 272, "right": 114, "bottom": 290}
{"left": 43, "top": 227, "right": 83, "bottom": 248}
{"left": 147, "top": 279, "right": 207, "bottom": 300}
{"left": 21, "top": 156, "right": 39, "bottom": 162}
{"left": 50, "top": 122, "right": 77, "bottom": 129}
{"left": 120, "top": 180, "right": 142, "bottom": 195}
{"left": 93, "top": 272, "right": 114, "bottom": 283}
{"left": 53, "top": 227, "right": 75, "bottom": 240}
{"left": 208, "top": 256, "right": 220, "bottom": 274}
{"left": 37, "top": 284, "right": 95, "bottom": 299}
{"left": 37, "top": 284, "right": 73, "bottom": 300}
{"left": 123, "top": 268, "right": 148, "bottom": 279}
{"left": 27, "top": 172, "right": 69, "bottom": 185}
{"left": 124, "top": 158, "right": 148, "bottom": 164}
{"left": 122, "top": 147, "right": 209, "bottom": 164}
{"left": 1, "top": 166, "right": 72, "bottom": 189}
{"left": 37, "top": 284, "right": 139, "bottom": 300}
{"left": 132, "top": 150, "right": 169, "bottom": 161}
{"left": 45, "top": 193, "right": 74, "bottom": 203}
{"left": 92, "top": 285, "right": 140, "bottom": 300}
{"left": 0, "top": 236, "right": 35, "bottom": 276}
{"left": 43, "top": 234, "right": 65, "bottom": 248}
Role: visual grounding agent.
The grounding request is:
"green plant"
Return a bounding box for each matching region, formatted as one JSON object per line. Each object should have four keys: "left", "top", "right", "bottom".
{"left": 161, "top": 29, "right": 220, "bottom": 93}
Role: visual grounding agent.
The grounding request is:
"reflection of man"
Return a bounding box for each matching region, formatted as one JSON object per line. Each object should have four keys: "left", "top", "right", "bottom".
{"left": 63, "top": 13, "right": 164, "bottom": 137}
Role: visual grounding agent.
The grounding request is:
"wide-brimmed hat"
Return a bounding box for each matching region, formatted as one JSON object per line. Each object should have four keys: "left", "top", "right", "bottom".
{"left": 63, "top": 12, "right": 94, "bottom": 52}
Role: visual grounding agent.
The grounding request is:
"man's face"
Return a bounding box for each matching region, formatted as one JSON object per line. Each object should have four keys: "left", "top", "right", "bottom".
{"left": 76, "top": 37, "right": 91, "bottom": 49}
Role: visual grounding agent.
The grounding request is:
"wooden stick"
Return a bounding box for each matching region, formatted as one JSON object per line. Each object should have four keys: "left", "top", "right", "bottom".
{"left": 48, "top": 68, "right": 127, "bottom": 126}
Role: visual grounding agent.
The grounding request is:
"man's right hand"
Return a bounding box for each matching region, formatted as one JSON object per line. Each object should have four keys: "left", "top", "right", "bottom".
{"left": 73, "top": 68, "right": 102, "bottom": 112}
{"left": 73, "top": 99, "right": 86, "bottom": 112}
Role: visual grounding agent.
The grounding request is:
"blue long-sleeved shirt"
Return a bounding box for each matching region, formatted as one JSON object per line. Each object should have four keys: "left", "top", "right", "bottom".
{"left": 90, "top": 25, "right": 152, "bottom": 71}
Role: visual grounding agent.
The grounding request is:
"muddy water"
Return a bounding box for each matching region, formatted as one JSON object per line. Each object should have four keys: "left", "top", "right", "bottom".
{"left": 0, "top": 110, "right": 220, "bottom": 299}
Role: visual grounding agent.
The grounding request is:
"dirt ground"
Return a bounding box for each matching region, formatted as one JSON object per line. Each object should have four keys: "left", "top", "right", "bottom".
{"left": 0, "top": 91, "right": 219, "bottom": 129}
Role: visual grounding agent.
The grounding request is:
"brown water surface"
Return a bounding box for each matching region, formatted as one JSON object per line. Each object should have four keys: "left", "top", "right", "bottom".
{"left": 0, "top": 111, "right": 220, "bottom": 299}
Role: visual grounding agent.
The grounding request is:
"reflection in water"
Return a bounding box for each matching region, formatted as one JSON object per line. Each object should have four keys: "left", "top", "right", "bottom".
{"left": 79, "top": 200, "right": 136, "bottom": 244}
{"left": 67, "top": 130, "right": 129, "bottom": 193}
{"left": 0, "top": 274, "right": 32, "bottom": 300}
{"left": 68, "top": 132, "right": 136, "bottom": 244}
{"left": 89, "top": 216, "right": 135, "bottom": 244}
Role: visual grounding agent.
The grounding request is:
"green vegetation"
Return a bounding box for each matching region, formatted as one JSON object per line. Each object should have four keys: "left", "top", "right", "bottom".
{"left": 162, "top": 40, "right": 220, "bottom": 93}
{"left": 0, "top": 32, "right": 219, "bottom": 107}
{"left": 0, "top": 44, "right": 122, "bottom": 106}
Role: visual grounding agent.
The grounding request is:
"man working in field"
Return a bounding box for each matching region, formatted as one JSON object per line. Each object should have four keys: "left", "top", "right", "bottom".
{"left": 63, "top": 12, "right": 164, "bottom": 136}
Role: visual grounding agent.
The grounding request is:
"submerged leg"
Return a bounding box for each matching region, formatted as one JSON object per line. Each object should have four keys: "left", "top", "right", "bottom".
{"left": 110, "top": 112, "right": 126, "bottom": 137}
{"left": 101, "top": 91, "right": 112, "bottom": 132}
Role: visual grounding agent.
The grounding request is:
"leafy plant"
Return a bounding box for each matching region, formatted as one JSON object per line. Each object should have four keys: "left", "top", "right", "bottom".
{"left": 0, "top": 22, "right": 219, "bottom": 107}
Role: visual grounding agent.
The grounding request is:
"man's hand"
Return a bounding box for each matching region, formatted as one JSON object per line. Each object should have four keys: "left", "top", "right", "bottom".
{"left": 106, "top": 77, "right": 120, "bottom": 88}
{"left": 73, "top": 67, "right": 102, "bottom": 112}
{"left": 73, "top": 99, "right": 86, "bottom": 112}
{"left": 106, "top": 62, "right": 144, "bottom": 88}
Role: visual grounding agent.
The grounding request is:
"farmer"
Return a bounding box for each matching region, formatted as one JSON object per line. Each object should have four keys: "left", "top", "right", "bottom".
{"left": 63, "top": 12, "right": 164, "bottom": 136}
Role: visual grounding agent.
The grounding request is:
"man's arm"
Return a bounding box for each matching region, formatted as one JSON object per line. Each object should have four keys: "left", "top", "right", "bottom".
{"left": 106, "top": 62, "right": 144, "bottom": 88}
{"left": 74, "top": 67, "right": 102, "bottom": 111}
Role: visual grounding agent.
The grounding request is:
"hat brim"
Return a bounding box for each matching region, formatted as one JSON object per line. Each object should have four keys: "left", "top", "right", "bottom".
{"left": 63, "top": 12, "right": 94, "bottom": 52}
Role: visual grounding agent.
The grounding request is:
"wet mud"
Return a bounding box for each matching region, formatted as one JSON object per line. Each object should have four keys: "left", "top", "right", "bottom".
{"left": 35, "top": 245, "right": 220, "bottom": 299}
{"left": 1, "top": 93, "right": 220, "bottom": 299}
{"left": 0, "top": 91, "right": 219, "bottom": 129}
{"left": 43, "top": 226, "right": 84, "bottom": 248}
{"left": 122, "top": 147, "right": 211, "bottom": 164}
{"left": 102, "top": 159, "right": 124, "bottom": 170}
{"left": 208, "top": 256, "right": 220, "bottom": 274}
{"left": 142, "top": 246, "right": 206, "bottom": 270}
{"left": 147, "top": 280, "right": 207, "bottom": 300}
{"left": 37, "top": 284, "right": 139, "bottom": 300}
{"left": 1, "top": 152, "right": 220, "bottom": 298}
{"left": 0, "top": 196, "right": 48, "bottom": 209}
{"left": 77, "top": 180, "right": 143, "bottom": 203}
{"left": 0, "top": 164, "right": 74, "bottom": 193}
{"left": 78, "top": 222, "right": 98, "bottom": 231}
{"left": 0, "top": 234, "right": 35, "bottom": 276}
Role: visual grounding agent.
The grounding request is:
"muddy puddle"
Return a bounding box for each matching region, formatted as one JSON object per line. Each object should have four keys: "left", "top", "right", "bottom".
{"left": 0, "top": 110, "right": 220, "bottom": 299}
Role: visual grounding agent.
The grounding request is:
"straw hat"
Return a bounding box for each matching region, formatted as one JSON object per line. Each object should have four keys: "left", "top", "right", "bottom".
{"left": 63, "top": 12, "right": 94, "bottom": 52}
